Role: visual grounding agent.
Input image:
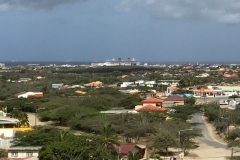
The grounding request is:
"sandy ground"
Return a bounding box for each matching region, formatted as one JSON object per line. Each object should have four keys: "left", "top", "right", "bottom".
{"left": 27, "top": 113, "right": 47, "bottom": 126}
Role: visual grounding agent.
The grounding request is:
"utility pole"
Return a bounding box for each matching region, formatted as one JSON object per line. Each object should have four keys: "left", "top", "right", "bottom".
{"left": 178, "top": 129, "right": 192, "bottom": 153}
{"left": 221, "top": 117, "right": 229, "bottom": 138}
{"left": 231, "top": 148, "right": 233, "bottom": 160}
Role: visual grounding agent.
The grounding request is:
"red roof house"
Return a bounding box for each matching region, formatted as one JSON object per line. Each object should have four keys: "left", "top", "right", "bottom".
{"left": 142, "top": 97, "right": 164, "bottom": 103}
{"left": 164, "top": 95, "right": 184, "bottom": 101}
{"left": 135, "top": 97, "right": 167, "bottom": 111}
{"left": 163, "top": 95, "right": 185, "bottom": 107}
{"left": 113, "top": 143, "right": 145, "bottom": 158}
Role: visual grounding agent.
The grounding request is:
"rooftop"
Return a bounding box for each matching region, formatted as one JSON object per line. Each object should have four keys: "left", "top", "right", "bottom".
{"left": 164, "top": 95, "right": 185, "bottom": 101}
{"left": 142, "top": 97, "right": 164, "bottom": 103}
{"left": 8, "top": 146, "right": 42, "bottom": 151}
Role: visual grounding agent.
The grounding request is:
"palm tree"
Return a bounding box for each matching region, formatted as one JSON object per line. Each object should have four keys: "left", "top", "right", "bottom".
{"left": 41, "top": 85, "right": 49, "bottom": 95}
{"left": 128, "top": 152, "right": 140, "bottom": 160}
{"left": 102, "top": 122, "right": 119, "bottom": 147}
{"left": 57, "top": 130, "right": 69, "bottom": 142}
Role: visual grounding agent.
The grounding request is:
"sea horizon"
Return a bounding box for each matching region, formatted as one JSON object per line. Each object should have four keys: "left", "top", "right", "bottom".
{"left": 1, "top": 60, "right": 240, "bottom": 66}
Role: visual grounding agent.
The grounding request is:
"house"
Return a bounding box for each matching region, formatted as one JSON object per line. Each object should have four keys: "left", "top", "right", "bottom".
{"left": 52, "top": 84, "right": 64, "bottom": 89}
{"left": 87, "top": 81, "right": 103, "bottom": 87}
{"left": 18, "top": 78, "right": 32, "bottom": 83}
{"left": 134, "top": 80, "right": 145, "bottom": 85}
{"left": 100, "top": 110, "right": 138, "bottom": 114}
{"left": 145, "top": 81, "right": 156, "bottom": 87}
{"left": 8, "top": 146, "right": 41, "bottom": 159}
{"left": 58, "top": 86, "right": 67, "bottom": 90}
{"left": 195, "top": 73, "right": 209, "bottom": 78}
{"left": 113, "top": 143, "right": 145, "bottom": 160}
{"left": 192, "top": 86, "right": 225, "bottom": 98}
{"left": 135, "top": 97, "right": 167, "bottom": 111}
{"left": 216, "top": 86, "right": 240, "bottom": 96}
{"left": 36, "top": 76, "right": 44, "bottom": 80}
{"left": 223, "top": 73, "right": 238, "bottom": 78}
{"left": 15, "top": 92, "right": 43, "bottom": 98}
{"left": 163, "top": 95, "right": 185, "bottom": 107}
{"left": 158, "top": 80, "right": 180, "bottom": 87}
{"left": 0, "top": 110, "right": 31, "bottom": 138}
{"left": 165, "top": 86, "right": 178, "bottom": 96}
{"left": 117, "top": 82, "right": 134, "bottom": 88}
{"left": 75, "top": 90, "right": 86, "bottom": 95}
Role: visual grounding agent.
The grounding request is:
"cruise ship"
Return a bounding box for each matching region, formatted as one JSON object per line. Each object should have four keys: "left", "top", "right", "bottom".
{"left": 91, "top": 58, "right": 140, "bottom": 67}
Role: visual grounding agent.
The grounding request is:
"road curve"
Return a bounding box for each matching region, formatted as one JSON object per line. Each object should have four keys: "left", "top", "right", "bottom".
{"left": 190, "top": 113, "right": 228, "bottom": 149}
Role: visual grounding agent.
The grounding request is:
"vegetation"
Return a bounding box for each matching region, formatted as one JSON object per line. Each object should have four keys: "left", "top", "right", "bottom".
{"left": 4, "top": 64, "right": 240, "bottom": 158}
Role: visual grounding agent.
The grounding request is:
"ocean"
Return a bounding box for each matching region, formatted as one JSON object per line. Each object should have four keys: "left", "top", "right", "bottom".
{"left": 1, "top": 61, "right": 240, "bottom": 67}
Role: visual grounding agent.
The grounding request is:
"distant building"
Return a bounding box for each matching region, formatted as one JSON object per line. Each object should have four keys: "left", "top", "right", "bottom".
{"left": 158, "top": 80, "right": 180, "bottom": 86}
{"left": 91, "top": 58, "right": 140, "bottom": 67}
{"left": 85, "top": 81, "right": 103, "bottom": 88}
{"left": 192, "top": 86, "right": 225, "bottom": 98}
{"left": 0, "top": 63, "right": 5, "bottom": 68}
{"left": 52, "top": 84, "right": 64, "bottom": 89}
{"left": 135, "top": 97, "right": 167, "bottom": 111}
{"left": 163, "top": 95, "right": 185, "bottom": 107}
{"left": 15, "top": 92, "right": 43, "bottom": 98}
{"left": 165, "top": 86, "right": 178, "bottom": 96}
{"left": 217, "top": 86, "right": 240, "bottom": 96}
{"left": 18, "top": 78, "right": 32, "bottom": 83}
{"left": 0, "top": 110, "right": 32, "bottom": 138}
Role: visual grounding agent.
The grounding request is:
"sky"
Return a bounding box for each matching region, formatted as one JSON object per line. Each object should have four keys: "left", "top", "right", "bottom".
{"left": 0, "top": 0, "right": 240, "bottom": 62}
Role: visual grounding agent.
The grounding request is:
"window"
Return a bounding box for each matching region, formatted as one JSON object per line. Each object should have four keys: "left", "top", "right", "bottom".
{"left": 11, "top": 152, "right": 18, "bottom": 157}
{"left": 26, "top": 152, "right": 33, "bottom": 157}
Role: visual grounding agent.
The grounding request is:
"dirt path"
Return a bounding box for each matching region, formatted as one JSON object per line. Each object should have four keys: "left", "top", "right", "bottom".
{"left": 185, "top": 116, "right": 233, "bottom": 160}
{"left": 27, "top": 113, "right": 48, "bottom": 126}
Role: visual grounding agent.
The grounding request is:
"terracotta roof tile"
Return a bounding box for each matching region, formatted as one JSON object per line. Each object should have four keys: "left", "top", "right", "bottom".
{"left": 164, "top": 95, "right": 185, "bottom": 101}
{"left": 113, "top": 143, "right": 136, "bottom": 154}
{"left": 142, "top": 97, "right": 164, "bottom": 103}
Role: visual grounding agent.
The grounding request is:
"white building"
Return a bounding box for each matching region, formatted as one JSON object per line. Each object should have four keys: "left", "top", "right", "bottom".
{"left": 8, "top": 146, "right": 41, "bottom": 160}
{"left": 216, "top": 86, "right": 240, "bottom": 96}
{"left": 145, "top": 81, "right": 157, "bottom": 87}
{"left": 158, "top": 80, "right": 180, "bottom": 87}
{"left": 192, "top": 86, "right": 226, "bottom": 98}
{"left": 15, "top": 92, "right": 43, "bottom": 98}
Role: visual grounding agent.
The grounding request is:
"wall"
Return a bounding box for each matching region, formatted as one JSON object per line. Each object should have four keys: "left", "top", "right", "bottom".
{"left": 0, "top": 129, "right": 15, "bottom": 138}
{"left": 143, "top": 103, "right": 157, "bottom": 107}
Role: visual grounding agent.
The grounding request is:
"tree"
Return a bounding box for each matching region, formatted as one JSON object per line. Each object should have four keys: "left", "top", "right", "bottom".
{"left": 12, "top": 126, "right": 59, "bottom": 146}
{"left": 184, "top": 97, "right": 196, "bottom": 106}
{"left": 39, "top": 134, "right": 117, "bottom": 160}
{"left": 41, "top": 85, "right": 49, "bottom": 96}
{"left": 153, "top": 130, "right": 176, "bottom": 156}
{"left": 179, "top": 128, "right": 201, "bottom": 154}
{"left": 57, "top": 130, "right": 69, "bottom": 142}
{"left": 11, "top": 110, "right": 30, "bottom": 128}
{"left": 128, "top": 152, "right": 141, "bottom": 160}
{"left": 169, "top": 105, "right": 201, "bottom": 121}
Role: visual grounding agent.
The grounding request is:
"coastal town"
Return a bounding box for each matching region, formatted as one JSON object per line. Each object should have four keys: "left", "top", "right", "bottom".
{"left": 0, "top": 61, "right": 240, "bottom": 159}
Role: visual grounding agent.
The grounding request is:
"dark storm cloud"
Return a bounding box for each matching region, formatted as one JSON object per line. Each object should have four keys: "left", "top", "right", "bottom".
{"left": 116, "top": 0, "right": 240, "bottom": 24}
{"left": 0, "top": 0, "right": 86, "bottom": 11}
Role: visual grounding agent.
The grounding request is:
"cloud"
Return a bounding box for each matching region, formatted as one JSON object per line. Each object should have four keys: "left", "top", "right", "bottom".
{"left": 0, "top": 0, "right": 86, "bottom": 11}
{"left": 116, "top": 0, "right": 240, "bottom": 23}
